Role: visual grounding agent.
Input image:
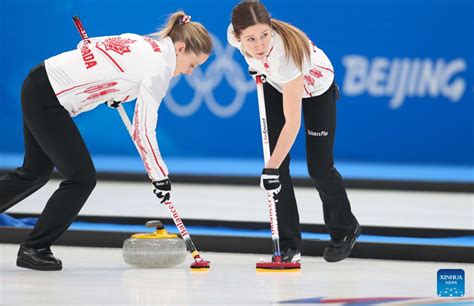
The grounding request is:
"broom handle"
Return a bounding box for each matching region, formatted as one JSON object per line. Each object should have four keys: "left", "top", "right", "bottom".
{"left": 256, "top": 75, "right": 281, "bottom": 258}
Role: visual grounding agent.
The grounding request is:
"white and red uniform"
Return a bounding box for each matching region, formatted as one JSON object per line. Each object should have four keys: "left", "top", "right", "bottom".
{"left": 44, "top": 34, "right": 175, "bottom": 181}
{"left": 227, "top": 24, "right": 334, "bottom": 97}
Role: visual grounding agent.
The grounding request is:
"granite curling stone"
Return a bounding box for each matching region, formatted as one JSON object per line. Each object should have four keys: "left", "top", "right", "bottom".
{"left": 122, "top": 220, "right": 187, "bottom": 268}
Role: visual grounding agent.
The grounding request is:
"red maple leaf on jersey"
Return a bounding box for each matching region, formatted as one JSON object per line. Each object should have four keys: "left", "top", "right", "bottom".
{"left": 102, "top": 37, "right": 136, "bottom": 55}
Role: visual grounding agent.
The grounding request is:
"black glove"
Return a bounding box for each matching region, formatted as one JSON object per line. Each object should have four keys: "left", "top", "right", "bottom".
{"left": 260, "top": 168, "right": 281, "bottom": 194}
{"left": 152, "top": 178, "right": 171, "bottom": 204}
{"left": 105, "top": 98, "right": 122, "bottom": 109}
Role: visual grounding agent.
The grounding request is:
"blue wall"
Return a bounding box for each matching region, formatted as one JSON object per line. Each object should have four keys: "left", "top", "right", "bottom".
{"left": 1, "top": 0, "right": 473, "bottom": 176}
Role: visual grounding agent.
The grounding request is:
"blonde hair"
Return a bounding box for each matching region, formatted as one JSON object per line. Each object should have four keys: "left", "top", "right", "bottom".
{"left": 231, "top": 1, "right": 310, "bottom": 71}
{"left": 151, "top": 11, "right": 212, "bottom": 55}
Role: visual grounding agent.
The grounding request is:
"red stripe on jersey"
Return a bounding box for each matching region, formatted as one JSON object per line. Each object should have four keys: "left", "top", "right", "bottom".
{"left": 310, "top": 40, "right": 318, "bottom": 53}
{"left": 303, "top": 83, "right": 313, "bottom": 97}
{"left": 316, "top": 65, "right": 334, "bottom": 73}
{"left": 145, "top": 134, "right": 166, "bottom": 177}
{"left": 132, "top": 105, "right": 153, "bottom": 175}
{"left": 95, "top": 43, "right": 125, "bottom": 73}
{"left": 55, "top": 81, "right": 97, "bottom": 96}
{"left": 144, "top": 104, "right": 167, "bottom": 177}
{"left": 266, "top": 46, "right": 274, "bottom": 57}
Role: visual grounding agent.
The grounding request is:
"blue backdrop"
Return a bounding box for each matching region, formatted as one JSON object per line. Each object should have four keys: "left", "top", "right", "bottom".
{"left": 0, "top": 0, "right": 473, "bottom": 180}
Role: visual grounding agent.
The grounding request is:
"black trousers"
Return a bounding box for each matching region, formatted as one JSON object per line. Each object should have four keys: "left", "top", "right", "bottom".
{"left": 0, "top": 63, "right": 96, "bottom": 249}
{"left": 263, "top": 81, "right": 358, "bottom": 250}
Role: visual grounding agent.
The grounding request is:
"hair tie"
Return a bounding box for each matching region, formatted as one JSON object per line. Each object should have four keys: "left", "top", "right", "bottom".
{"left": 180, "top": 15, "right": 191, "bottom": 24}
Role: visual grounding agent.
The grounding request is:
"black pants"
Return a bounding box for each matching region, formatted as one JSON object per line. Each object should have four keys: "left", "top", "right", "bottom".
{"left": 0, "top": 63, "right": 96, "bottom": 249}
{"left": 263, "top": 81, "right": 358, "bottom": 250}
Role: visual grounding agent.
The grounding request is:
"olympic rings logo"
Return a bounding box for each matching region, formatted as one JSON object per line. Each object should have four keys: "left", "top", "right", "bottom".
{"left": 164, "top": 33, "right": 255, "bottom": 118}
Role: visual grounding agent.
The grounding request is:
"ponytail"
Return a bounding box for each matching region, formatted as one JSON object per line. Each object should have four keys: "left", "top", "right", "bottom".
{"left": 151, "top": 11, "right": 212, "bottom": 55}
{"left": 271, "top": 19, "right": 310, "bottom": 71}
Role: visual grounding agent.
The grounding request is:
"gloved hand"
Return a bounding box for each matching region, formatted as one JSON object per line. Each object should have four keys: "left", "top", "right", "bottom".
{"left": 152, "top": 178, "right": 171, "bottom": 204}
{"left": 105, "top": 98, "right": 122, "bottom": 109}
{"left": 260, "top": 168, "right": 281, "bottom": 194}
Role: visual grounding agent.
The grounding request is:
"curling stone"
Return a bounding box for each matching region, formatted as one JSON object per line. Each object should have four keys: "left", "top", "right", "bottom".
{"left": 122, "top": 220, "right": 187, "bottom": 268}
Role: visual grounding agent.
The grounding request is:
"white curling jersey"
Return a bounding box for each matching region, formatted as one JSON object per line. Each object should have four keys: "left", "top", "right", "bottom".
{"left": 44, "top": 34, "right": 176, "bottom": 181}
{"left": 227, "top": 24, "right": 334, "bottom": 98}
